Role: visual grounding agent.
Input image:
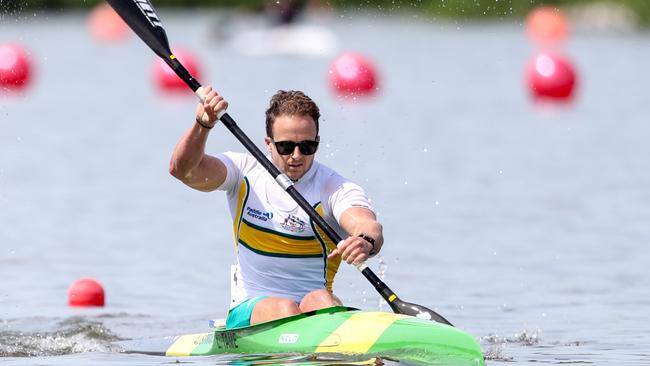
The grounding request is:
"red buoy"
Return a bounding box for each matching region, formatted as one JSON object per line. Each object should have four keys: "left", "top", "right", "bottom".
{"left": 68, "top": 277, "right": 105, "bottom": 307}
{"left": 526, "top": 6, "right": 569, "bottom": 44}
{"left": 0, "top": 44, "right": 32, "bottom": 90}
{"left": 152, "top": 48, "right": 202, "bottom": 92}
{"left": 526, "top": 51, "right": 577, "bottom": 100}
{"left": 88, "top": 2, "right": 130, "bottom": 43}
{"left": 328, "top": 53, "right": 378, "bottom": 96}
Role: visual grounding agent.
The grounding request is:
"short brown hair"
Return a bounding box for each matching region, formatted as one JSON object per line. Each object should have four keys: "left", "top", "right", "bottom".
{"left": 265, "top": 90, "right": 320, "bottom": 138}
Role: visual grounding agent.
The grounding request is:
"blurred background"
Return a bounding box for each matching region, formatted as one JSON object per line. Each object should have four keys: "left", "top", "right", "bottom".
{"left": 5, "top": 0, "right": 650, "bottom": 24}
{"left": 2, "top": 0, "right": 650, "bottom": 365}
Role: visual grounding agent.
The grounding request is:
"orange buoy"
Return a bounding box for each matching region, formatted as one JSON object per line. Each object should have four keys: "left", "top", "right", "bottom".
{"left": 526, "top": 51, "right": 577, "bottom": 101}
{"left": 0, "top": 44, "right": 32, "bottom": 90}
{"left": 152, "top": 48, "right": 202, "bottom": 92}
{"left": 88, "top": 2, "right": 130, "bottom": 42}
{"left": 68, "top": 277, "right": 105, "bottom": 307}
{"left": 525, "top": 6, "right": 569, "bottom": 44}
{"left": 328, "top": 53, "right": 378, "bottom": 96}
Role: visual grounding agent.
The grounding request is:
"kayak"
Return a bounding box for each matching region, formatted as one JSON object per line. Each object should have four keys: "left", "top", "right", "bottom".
{"left": 122, "top": 306, "right": 484, "bottom": 365}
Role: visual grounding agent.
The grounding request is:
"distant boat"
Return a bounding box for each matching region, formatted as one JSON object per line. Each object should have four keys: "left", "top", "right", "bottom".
{"left": 230, "top": 23, "right": 339, "bottom": 57}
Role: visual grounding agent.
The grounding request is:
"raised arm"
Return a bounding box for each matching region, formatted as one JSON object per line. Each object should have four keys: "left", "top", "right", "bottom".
{"left": 169, "top": 86, "right": 229, "bottom": 192}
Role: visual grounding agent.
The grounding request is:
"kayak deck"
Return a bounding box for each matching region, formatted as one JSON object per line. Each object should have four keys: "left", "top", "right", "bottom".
{"left": 121, "top": 306, "right": 484, "bottom": 365}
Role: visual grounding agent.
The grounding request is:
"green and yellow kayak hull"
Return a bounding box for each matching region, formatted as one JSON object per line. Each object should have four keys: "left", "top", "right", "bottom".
{"left": 152, "top": 307, "right": 483, "bottom": 365}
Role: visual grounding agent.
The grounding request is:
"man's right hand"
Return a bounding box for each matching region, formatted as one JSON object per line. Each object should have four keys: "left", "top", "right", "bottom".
{"left": 196, "top": 86, "right": 228, "bottom": 129}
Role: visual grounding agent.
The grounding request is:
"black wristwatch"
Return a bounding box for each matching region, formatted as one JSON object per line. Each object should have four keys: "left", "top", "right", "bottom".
{"left": 358, "top": 233, "right": 377, "bottom": 254}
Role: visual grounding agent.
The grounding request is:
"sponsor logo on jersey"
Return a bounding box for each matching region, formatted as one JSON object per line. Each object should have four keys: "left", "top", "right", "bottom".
{"left": 246, "top": 207, "right": 274, "bottom": 221}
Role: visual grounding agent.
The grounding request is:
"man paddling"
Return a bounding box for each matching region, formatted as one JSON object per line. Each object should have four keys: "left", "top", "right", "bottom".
{"left": 169, "top": 86, "right": 384, "bottom": 329}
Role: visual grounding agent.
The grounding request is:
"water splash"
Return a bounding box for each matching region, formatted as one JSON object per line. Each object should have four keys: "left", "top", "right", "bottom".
{"left": 480, "top": 329, "right": 544, "bottom": 361}
{"left": 482, "top": 343, "right": 513, "bottom": 362}
{"left": 376, "top": 255, "right": 387, "bottom": 312}
{"left": 0, "top": 316, "right": 121, "bottom": 357}
{"left": 481, "top": 329, "right": 541, "bottom": 346}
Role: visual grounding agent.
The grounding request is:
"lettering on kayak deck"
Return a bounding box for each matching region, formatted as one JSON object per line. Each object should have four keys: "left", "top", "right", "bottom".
{"left": 215, "top": 331, "right": 238, "bottom": 349}
{"left": 278, "top": 333, "right": 299, "bottom": 344}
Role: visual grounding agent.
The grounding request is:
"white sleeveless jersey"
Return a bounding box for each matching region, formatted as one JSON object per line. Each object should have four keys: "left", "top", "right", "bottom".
{"left": 216, "top": 152, "right": 374, "bottom": 307}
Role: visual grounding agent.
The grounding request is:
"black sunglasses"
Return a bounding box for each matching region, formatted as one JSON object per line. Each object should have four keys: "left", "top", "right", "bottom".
{"left": 272, "top": 139, "right": 319, "bottom": 155}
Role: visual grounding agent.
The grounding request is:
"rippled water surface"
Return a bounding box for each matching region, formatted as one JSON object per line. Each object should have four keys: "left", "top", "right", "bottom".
{"left": 1, "top": 8, "right": 650, "bottom": 366}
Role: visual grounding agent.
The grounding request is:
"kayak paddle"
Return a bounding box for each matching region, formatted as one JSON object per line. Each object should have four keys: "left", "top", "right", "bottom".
{"left": 105, "top": 0, "right": 453, "bottom": 326}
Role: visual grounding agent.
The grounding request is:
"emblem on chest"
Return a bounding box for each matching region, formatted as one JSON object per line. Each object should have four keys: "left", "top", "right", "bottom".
{"left": 281, "top": 214, "right": 307, "bottom": 233}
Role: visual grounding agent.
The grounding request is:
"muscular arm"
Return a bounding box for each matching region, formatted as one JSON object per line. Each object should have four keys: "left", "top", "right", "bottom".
{"left": 328, "top": 206, "right": 384, "bottom": 264}
{"left": 169, "top": 86, "right": 229, "bottom": 192}
{"left": 169, "top": 124, "right": 228, "bottom": 192}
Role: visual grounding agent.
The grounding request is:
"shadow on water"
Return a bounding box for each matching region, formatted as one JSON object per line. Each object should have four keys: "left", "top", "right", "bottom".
{"left": 213, "top": 353, "right": 392, "bottom": 365}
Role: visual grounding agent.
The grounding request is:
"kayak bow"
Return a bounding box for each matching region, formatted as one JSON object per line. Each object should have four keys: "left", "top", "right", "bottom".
{"left": 123, "top": 307, "right": 484, "bottom": 365}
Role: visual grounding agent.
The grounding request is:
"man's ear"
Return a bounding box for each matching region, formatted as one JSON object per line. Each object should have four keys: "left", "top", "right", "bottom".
{"left": 264, "top": 136, "right": 273, "bottom": 151}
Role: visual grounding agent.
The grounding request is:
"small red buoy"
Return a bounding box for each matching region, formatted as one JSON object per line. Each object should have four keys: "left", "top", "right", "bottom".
{"left": 0, "top": 44, "right": 32, "bottom": 90}
{"left": 152, "top": 48, "right": 202, "bottom": 92}
{"left": 526, "top": 51, "right": 577, "bottom": 100}
{"left": 328, "top": 53, "right": 378, "bottom": 96}
{"left": 525, "top": 6, "right": 569, "bottom": 44}
{"left": 68, "top": 277, "right": 105, "bottom": 307}
{"left": 88, "top": 3, "right": 130, "bottom": 43}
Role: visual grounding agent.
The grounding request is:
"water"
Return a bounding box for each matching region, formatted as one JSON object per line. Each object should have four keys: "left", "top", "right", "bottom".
{"left": 2, "top": 8, "right": 650, "bottom": 365}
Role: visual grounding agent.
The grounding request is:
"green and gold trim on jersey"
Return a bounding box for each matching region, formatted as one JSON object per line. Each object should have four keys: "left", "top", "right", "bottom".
{"left": 311, "top": 203, "right": 341, "bottom": 292}
{"left": 232, "top": 177, "right": 251, "bottom": 252}
{"left": 238, "top": 218, "right": 323, "bottom": 258}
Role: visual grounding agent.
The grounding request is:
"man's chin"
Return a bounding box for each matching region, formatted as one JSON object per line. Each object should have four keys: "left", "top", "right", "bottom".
{"left": 286, "top": 171, "right": 305, "bottom": 182}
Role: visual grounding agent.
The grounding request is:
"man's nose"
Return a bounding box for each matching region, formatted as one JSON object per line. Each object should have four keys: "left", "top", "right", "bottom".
{"left": 291, "top": 146, "right": 302, "bottom": 158}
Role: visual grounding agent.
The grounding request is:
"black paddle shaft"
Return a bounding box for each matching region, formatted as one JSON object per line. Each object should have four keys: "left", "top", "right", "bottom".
{"left": 105, "top": 0, "right": 452, "bottom": 326}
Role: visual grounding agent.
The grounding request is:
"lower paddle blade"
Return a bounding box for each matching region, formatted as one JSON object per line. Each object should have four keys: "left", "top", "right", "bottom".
{"left": 357, "top": 264, "right": 453, "bottom": 326}
{"left": 392, "top": 298, "right": 454, "bottom": 326}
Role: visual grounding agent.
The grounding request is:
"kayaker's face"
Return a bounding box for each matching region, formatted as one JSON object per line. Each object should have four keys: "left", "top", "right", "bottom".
{"left": 265, "top": 114, "right": 319, "bottom": 181}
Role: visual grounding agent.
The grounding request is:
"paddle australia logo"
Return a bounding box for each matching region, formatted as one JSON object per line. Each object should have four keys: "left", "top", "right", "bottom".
{"left": 281, "top": 214, "right": 306, "bottom": 233}
{"left": 134, "top": 0, "right": 162, "bottom": 27}
{"left": 278, "top": 333, "right": 299, "bottom": 344}
{"left": 246, "top": 207, "right": 273, "bottom": 222}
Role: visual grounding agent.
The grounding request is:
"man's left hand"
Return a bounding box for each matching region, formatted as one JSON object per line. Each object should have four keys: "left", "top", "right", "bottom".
{"left": 327, "top": 235, "right": 374, "bottom": 265}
